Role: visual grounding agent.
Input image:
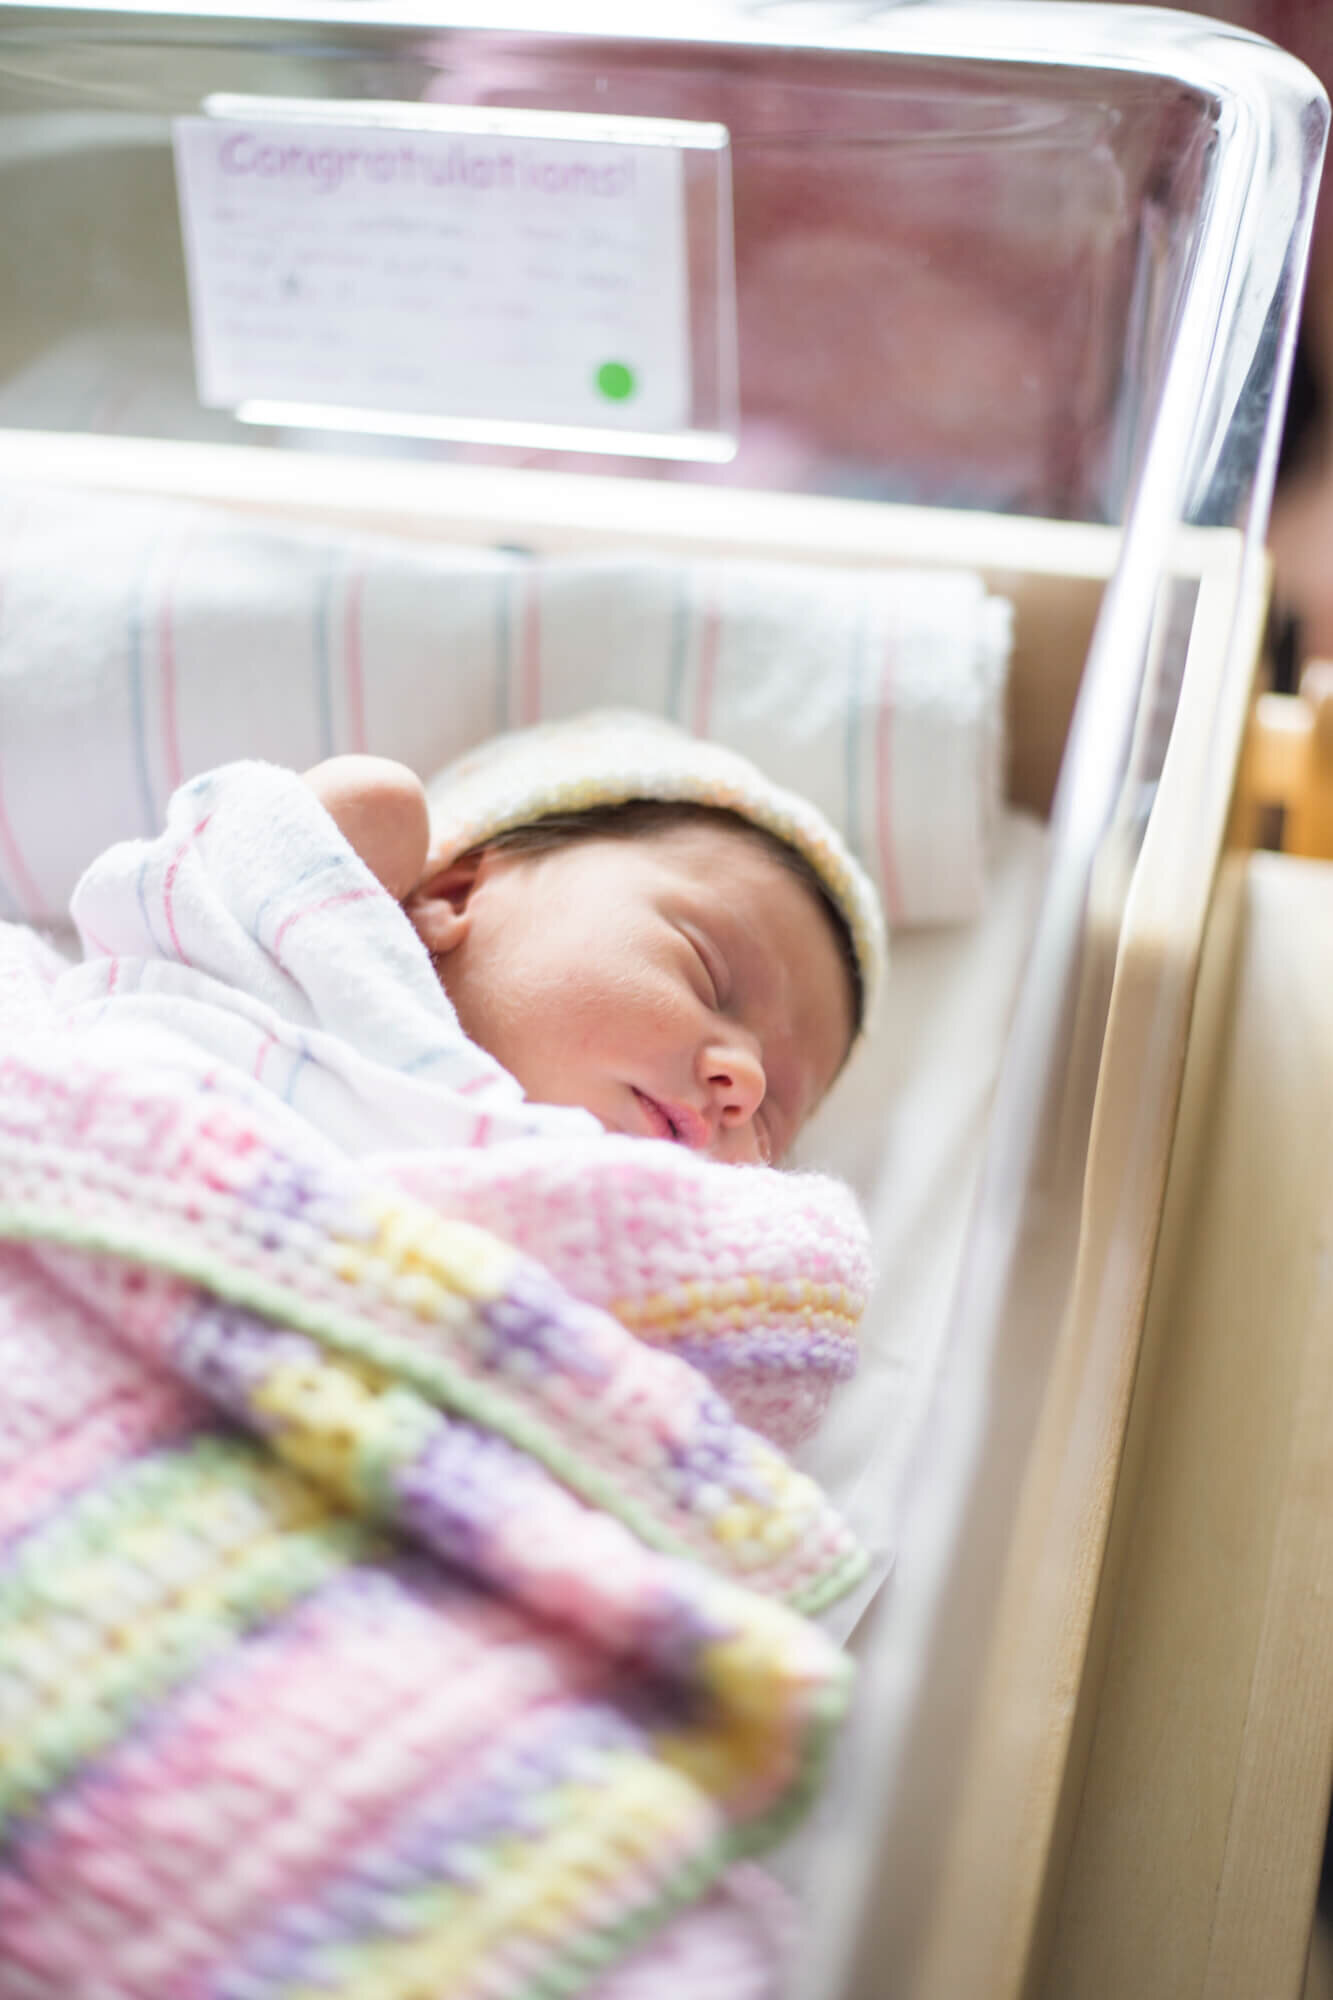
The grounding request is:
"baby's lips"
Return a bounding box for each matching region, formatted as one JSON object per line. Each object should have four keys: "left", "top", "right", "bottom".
{"left": 664, "top": 1098, "right": 713, "bottom": 1151}
{"left": 629, "top": 1087, "right": 676, "bottom": 1142}
{"left": 632, "top": 1087, "right": 710, "bottom": 1150}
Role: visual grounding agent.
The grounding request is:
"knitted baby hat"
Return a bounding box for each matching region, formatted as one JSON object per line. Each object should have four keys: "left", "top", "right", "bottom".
{"left": 424, "top": 709, "right": 887, "bottom": 1030}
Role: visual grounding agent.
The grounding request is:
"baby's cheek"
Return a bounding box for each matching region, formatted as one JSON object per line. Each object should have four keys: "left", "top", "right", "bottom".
{"left": 576, "top": 964, "right": 696, "bottom": 1051}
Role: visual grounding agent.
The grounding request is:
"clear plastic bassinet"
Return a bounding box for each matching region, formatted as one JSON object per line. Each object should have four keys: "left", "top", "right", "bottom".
{"left": 0, "top": 5, "right": 1327, "bottom": 1997}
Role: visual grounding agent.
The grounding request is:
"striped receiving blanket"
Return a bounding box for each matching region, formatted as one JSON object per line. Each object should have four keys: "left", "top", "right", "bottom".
{"left": 0, "top": 480, "right": 1010, "bottom": 935}
{"left": 0, "top": 779, "right": 873, "bottom": 1995}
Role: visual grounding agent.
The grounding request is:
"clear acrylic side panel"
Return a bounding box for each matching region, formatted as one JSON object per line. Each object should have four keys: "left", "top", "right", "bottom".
{"left": 0, "top": 2, "right": 1295, "bottom": 521}
{"left": 773, "top": 14, "right": 1328, "bottom": 2000}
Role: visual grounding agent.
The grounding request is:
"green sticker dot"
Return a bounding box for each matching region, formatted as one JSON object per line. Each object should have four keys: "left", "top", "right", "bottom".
{"left": 596, "top": 360, "right": 637, "bottom": 402}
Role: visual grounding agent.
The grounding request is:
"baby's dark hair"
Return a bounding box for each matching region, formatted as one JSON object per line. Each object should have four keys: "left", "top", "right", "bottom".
{"left": 476, "top": 798, "right": 864, "bottom": 1035}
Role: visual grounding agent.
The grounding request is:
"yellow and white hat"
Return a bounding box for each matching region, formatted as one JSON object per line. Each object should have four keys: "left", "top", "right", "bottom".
{"left": 425, "top": 708, "right": 887, "bottom": 1032}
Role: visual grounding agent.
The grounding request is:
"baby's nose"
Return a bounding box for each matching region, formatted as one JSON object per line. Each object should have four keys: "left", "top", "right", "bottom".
{"left": 701, "top": 1036, "right": 766, "bottom": 1132}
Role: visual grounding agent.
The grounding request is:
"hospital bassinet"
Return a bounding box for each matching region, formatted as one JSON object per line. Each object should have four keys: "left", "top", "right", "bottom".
{"left": 0, "top": 4, "right": 1330, "bottom": 1996}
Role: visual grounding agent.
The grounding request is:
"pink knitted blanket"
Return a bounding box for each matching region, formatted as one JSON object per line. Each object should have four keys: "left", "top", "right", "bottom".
{"left": 0, "top": 944, "right": 871, "bottom": 1995}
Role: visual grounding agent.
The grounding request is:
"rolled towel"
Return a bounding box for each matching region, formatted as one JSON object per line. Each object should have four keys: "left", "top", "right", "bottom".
{"left": 0, "top": 481, "right": 1009, "bottom": 928}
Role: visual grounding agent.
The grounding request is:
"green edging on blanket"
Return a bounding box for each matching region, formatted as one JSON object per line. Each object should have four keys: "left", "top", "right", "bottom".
{"left": 313, "top": 1650, "right": 855, "bottom": 2000}
{"left": 0, "top": 1202, "right": 867, "bottom": 1618}
{"left": 527, "top": 1666, "right": 853, "bottom": 1996}
{"left": 0, "top": 1426, "right": 374, "bottom": 1824}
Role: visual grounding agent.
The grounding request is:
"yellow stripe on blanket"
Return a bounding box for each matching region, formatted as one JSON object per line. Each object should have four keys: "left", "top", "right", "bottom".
{"left": 281, "top": 1755, "right": 721, "bottom": 2000}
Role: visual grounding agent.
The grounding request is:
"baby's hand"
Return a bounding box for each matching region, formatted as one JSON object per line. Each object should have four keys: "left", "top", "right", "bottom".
{"left": 303, "top": 756, "right": 430, "bottom": 903}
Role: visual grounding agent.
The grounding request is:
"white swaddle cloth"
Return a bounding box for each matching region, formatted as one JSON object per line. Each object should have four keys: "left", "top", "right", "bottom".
{"left": 55, "top": 759, "right": 596, "bottom": 1158}
{"left": 0, "top": 481, "right": 1010, "bottom": 932}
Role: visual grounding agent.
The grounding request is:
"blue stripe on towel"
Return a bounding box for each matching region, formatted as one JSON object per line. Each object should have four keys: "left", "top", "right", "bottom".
{"left": 283, "top": 1040, "right": 312, "bottom": 1104}
{"left": 494, "top": 572, "right": 513, "bottom": 734}
{"left": 250, "top": 851, "right": 349, "bottom": 949}
{"left": 126, "top": 575, "right": 158, "bottom": 834}
{"left": 401, "top": 1043, "right": 452, "bottom": 1075}
{"left": 134, "top": 851, "right": 165, "bottom": 958}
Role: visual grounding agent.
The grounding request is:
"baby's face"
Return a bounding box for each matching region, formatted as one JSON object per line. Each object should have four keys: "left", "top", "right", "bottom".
{"left": 423, "top": 821, "right": 855, "bottom": 1164}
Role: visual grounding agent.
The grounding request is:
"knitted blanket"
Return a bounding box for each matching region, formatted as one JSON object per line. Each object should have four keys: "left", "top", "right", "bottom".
{"left": 0, "top": 965, "right": 871, "bottom": 1993}
{"left": 45, "top": 757, "right": 868, "bottom": 1454}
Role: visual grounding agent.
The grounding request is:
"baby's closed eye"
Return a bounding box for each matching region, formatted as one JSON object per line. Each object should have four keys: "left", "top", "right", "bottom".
{"left": 679, "top": 923, "right": 728, "bottom": 1009}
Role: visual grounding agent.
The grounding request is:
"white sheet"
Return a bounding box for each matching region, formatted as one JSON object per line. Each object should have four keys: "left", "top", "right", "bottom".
{"left": 792, "top": 806, "right": 1050, "bottom": 1639}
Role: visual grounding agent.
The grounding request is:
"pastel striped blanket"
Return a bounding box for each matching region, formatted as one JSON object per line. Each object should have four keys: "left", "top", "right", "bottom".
{"left": 0, "top": 993, "right": 871, "bottom": 1994}
{"left": 0, "top": 478, "right": 1010, "bottom": 934}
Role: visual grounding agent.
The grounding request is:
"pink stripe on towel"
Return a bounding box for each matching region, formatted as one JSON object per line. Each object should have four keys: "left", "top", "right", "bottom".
{"left": 162, "top": 814, "right": 214, "bottom": 963}
{"left": 0, "top": 782, "right": 43, "bottom": 924}
{"left": 0, "top": 580, "right": 44, "bottom": 922}
{"left": 344, "top": 570, "right": 367, "bottom": 753}
{"left": 271, "top": 886, "right": 378, "bottom": 967}
{"left": 876, "top": 629, "right": 904, "bottom": 924}
{"left": 692, "top": 594, "right": 720, "bottom": 740}
{"left": 520, "top": 570, "right": 542, "bottom": 726}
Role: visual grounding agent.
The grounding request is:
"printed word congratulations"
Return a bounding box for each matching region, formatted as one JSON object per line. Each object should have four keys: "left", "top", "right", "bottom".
{"left": 216, "top": 134, "right": 637, "bottom": 199}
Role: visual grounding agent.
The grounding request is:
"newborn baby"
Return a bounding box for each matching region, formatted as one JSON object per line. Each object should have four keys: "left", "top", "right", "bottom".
{"left": 311, "top": 756, "right": 866, "bottom": 1166}
{"left": 62, "top": 710, "right": 885, "bottom": 1165}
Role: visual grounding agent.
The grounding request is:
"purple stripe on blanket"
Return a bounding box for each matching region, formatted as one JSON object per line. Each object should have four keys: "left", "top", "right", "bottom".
{"left": 393, "top": 1417, "right": 541, "bottom": 1573}
{"left": 478, "top": 1259, "right": 613, "bottom": 1382}
{"left": 209, "top": 1700, "right": 657, "bottom": 2000}
{"left": 170, "top": 1300, "right": 325, "bottom": 1427}
{"left": 670, "top": 1330, "right": 859, "bottom": 1381}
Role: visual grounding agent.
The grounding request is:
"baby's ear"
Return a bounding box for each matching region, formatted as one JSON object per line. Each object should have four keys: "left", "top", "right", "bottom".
{"left": 403, "top": 852, "right": 483, "bottom": 955}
